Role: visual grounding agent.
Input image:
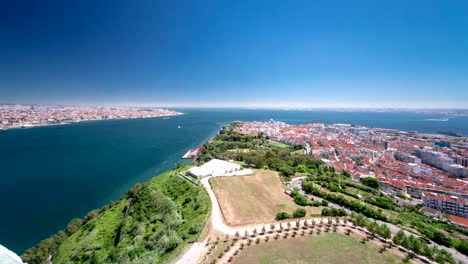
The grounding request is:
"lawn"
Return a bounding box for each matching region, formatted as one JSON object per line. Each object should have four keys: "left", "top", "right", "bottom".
{"left": 268, "top": 140, "right": 290, "bottom": 149}
{"left": 210, "top": 170, "right": 322, "bottom": 225}
{"left": 233, "top": 233, "right": 403, "bottom": 264}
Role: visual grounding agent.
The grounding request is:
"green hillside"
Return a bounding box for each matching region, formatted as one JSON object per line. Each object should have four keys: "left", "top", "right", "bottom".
{"left": 22, "top": 169, "right": 210, "bottom": 264}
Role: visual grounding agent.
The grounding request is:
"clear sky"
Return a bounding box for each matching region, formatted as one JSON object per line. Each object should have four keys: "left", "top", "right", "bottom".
{"left": 1, "top": 0, "right": 467, "bottom": 108}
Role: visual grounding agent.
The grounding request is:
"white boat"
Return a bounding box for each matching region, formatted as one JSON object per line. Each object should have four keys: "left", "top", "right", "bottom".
{"left": 178, "top": 125, "right": 181, "bottom": 128}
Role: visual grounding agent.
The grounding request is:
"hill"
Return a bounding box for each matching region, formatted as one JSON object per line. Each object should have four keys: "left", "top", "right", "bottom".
{"left": 21, "top": 169, "right": 210, "bottom": 264}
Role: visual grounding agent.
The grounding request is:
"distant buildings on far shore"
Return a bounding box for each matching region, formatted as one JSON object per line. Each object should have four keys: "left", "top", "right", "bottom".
{"left": 0, "top": 104, "right": 182, "bottom": 131}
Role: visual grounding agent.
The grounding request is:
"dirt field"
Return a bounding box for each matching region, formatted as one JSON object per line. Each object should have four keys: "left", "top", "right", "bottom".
{"left": 210, "top": 170, "right": 322, "bottom": 225}
{"left": 233, "top": 233, "right": 404, "bottom": 264}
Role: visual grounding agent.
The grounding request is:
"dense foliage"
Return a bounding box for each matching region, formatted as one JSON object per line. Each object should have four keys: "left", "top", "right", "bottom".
{"left": 302, "top": 181, "right": 388, "bottom": 221}
{"left": 276, "top": 208, "right": 307, "bottom": 220}
{"left": 320, "top": 208, "right": 347, "bottom": 217}
{"left": 22, "top": 170, "right": 210, "bottom": 264}
{"left": 361, "top": 177, "right": 380, "bottom": 189}
{"left": 197, "top": 123, "right": 322, "bottom": 179}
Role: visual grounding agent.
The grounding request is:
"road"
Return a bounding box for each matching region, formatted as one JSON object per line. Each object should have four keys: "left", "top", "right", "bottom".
{"left": 289, "top": 177, "right": 468, "bottom": 264}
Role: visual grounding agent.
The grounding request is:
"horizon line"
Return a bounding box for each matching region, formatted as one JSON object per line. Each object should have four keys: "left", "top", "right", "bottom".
{"left": 1, "top": 102, "right": 468, "bottom": 111}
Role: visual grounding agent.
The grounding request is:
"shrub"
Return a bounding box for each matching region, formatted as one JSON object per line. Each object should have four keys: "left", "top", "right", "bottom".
{"left": 276, "top": 211, "right": 291, "bottom": 220}
{"left": 293, "top": 208, "right": 307, "bottom": 218}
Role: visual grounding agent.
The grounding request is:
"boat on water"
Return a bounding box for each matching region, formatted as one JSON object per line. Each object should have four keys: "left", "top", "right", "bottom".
{"left": 163, "top": 117, "right": 170, "bottom": 120}
{"left": 177, "top": 125, "right": 181, "bottom": 128}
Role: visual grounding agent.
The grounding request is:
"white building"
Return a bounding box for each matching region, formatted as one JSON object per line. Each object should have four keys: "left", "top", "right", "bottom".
{"left": 188, "top": 159, "right": 241, "bottom": 178}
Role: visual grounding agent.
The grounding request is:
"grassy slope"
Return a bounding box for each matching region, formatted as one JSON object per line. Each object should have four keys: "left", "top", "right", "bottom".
{"left": 25, "top": 170, "right": 210, "bottom": 264}
{"left": 233, "top": 233, "right": 402, "bottom": 264}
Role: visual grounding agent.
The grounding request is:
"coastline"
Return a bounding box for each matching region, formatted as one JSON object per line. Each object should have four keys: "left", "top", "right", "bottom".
{"left": 0, "top": 112, "right": 183, "bottom": 132}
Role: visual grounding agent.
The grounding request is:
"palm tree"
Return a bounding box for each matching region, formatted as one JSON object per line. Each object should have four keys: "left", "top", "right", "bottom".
{"left": 252, "top": 228, "right": 257, "bottom": 237}
{"left": 312, "top": 219, "right": 316, "bottom": 227}
{"left": 265, "top": 236, "right": 270, "bottom": 242}
{"left": 234, "top": 231, "right": 240, "bottom": 240}
{"left": 279, "top": 223, "right": 284, "bottom": 233}
{"left": 319, "top": 219, "right": 324, "bottom": 226}
{"left": 295, "top": 220, "right": 300, "bottom": 229}
{"left": 287, "top": 222, "right": 292, "bottom": 230}
{"left": 303, "top": 220, "right": 309, "bottom": 229}
{"left": 244, "top": 230, "right": 249, "bottom": 238}
{"left": 261, "top": 226, "right": 266, "bottom": 235}
{"left": 224, "top": 234, "right": 230, "bottom": 242}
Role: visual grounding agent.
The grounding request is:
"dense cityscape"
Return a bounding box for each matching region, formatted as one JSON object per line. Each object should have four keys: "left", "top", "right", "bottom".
{"left": 238, "top": 120, "right": 468, "bottom": 226}
{"left": 0, "top": 105, "right": 182, "bottom": 130}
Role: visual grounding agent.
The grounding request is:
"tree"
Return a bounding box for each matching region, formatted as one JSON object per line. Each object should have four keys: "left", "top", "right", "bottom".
{"left": 361, "top": 177, "right": 380, "bottom": 189}
{"left": 296, "top": 164, "right": 308, "bottom": 173}
{"left": 270, "top": 224, "right": 276, "bottom": 233}
{"left": 66, "top": 218, "right": 83, "bottom": 235}
{"left": 276, "top": 211, "right": 290, "bottom": 220}
{"left": 368, "top": 221, "right": 379, "bottom": 237}
{"left": 321, "top": 199, "right": 329, "bottom": 206}
{"left": 378, "top": 224, "right": 392, "bottom": 240}
{"left": 393, "top": 230, "right": 405, "bottom": 245}
{"left": 341, "top": 171, "right": 351, "bottom": 178}
{"left": 294, "top": 194, "right": 309, "bottom": 206}
{"left": 400, "top": 237, "right": 410, "bottom": 249}
{"left": 279, "top": 166, "right": 294, "bottom": 177}
{"left": 293, "top": 208, "right": 306, "bottom": 218}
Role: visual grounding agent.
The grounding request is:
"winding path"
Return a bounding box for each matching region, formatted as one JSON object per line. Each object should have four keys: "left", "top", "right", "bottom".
{"left": 290, "top": 177, "right": 468, "bottom": 264}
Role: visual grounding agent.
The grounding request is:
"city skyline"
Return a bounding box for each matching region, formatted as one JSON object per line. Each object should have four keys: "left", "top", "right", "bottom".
{"left": 1, "top": 1, "right": 468, "bottom": 108}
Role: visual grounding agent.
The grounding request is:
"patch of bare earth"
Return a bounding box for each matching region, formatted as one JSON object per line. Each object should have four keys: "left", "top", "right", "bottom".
{"left": 210, "top": 170, "right": 321, "bottom": 226}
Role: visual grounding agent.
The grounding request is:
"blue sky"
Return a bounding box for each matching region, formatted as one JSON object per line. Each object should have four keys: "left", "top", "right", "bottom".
{"left": 1, "top": 0, "right": 467, "bottom": 108}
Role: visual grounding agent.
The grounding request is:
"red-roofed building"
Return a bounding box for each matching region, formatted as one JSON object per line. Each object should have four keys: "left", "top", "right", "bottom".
{"left": 450, "top": 215, "right": 468, "bottom": 229}
{"left": 422, "top": 192, "right": 468, "bottom": 217}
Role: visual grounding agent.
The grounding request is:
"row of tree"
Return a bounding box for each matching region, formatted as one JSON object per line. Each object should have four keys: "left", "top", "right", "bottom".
{"left": 303, "top": 182, "right": 388, "bottom": 221}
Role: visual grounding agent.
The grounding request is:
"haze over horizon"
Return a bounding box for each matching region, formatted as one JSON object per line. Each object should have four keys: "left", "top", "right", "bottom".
{"left": 1, "top": 1, "right": 468, "bottom": 108}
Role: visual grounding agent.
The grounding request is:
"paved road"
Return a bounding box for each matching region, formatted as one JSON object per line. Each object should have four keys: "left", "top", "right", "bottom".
{"left": 289, "top": 177, "right": 468, "bottom": 264}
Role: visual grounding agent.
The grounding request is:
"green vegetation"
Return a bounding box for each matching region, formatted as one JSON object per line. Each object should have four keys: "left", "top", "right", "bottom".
{"left": 361, "top": 177, "right": 380, "bottom": 189}
{"left": 302, "top": 164, "right": 467, "bottom": 258}
{"left": 351, "top": 212, "right": 456, "bottom": 264}
{"left": 321, "top": 208, "right": 347, "bottom": 217}
{"left": 303, "top": 181, "right": 388, "bottom": 221}
{"left": 22, "top": 169, "right": 210, "bottom": 264}
{"left": 276, "top": 208, "right": 307, "bottom": 220}
{"left": 197, "top": 122, "right": 322, "bottom": 180}
{"left": 393, "top": 230, "right": 455, "bottom": 264}
{"left": 233, "top": 233, "right": 403, "bottom": 264}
